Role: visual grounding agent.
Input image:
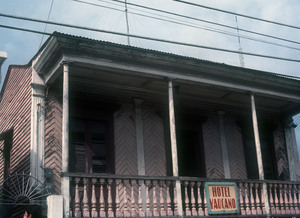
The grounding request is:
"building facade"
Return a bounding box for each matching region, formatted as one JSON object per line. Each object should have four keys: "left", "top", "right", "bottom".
{"left": 0, "top": 32, "right": 300, "bottom": 217}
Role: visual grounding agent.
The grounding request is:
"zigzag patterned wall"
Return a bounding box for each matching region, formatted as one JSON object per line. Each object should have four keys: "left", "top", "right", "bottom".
{"left": 202, "top": 116, "right": 224, "bottom": 179}
{"left": 44, "top": 89, "right": 62, "bottom": 194}
{"left": 143, "top": 110, "right": 167, "bottom": 176}
{"left": 224, "top": 117, "right": 247, "bottom": 179}
{"left": 114, "top": 105, "right": 138, "bottom": 175}
{"left": 273, "top": 124, "right": 290, "bottom": 180}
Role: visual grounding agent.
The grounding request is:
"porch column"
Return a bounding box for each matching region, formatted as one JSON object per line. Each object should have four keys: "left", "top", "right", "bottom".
{"left": 134, "top": 98, "right": 146, "bottom": 212}
{"left": 30, "top": 83, "right": 46, "bottom": 183}
{"left": 168, "top": 80, "right": 183, "bottom": 217}
{"left": 250, "top": 93, "right": 270, "bottom": 216}
{"left": 284, "top": 117, "right": 300, "bottom": 181}
{"left": 62, "top": 63, "right": 70, "bottom": 217}
{"left": 218, "top": 111, "right": 230, "bottom": 179}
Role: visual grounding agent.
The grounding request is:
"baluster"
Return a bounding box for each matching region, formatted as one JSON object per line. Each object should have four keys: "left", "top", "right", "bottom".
{"left": 91, "top": 178, "right": 98, "bottom": 217}
{"left": 274, "top": 184, "right": 280, "bottom": 214}
{"left": 255, "top": 183, "right": 262, "bottom": 214}
{"left": 153, "top": 180, "right": 159, "bottom": 216}
{"left": 190, "top": 182, "right": 197, "bottom": 216}
{"left": 159, "top": 180, "right": 166, "bottom": 216}
{"left": 260, "top": 183, "right": 266, "bottom": 214}
{"left": 123, "top": 179, "right": 130, "bottom": 217}
{"left": 107, "top": 179, "right": 114, "bottom": 217}
{"left": 298, "top": 185, "right": 300, "bottom": 214}
{"left": 268, "top": 183, "right": 275, "bottom": 214}
{"left": 244, "top": 183, "right": 250, "bottom": 215}
{"left": 184, "top": 181, "right": 191, "bottom": 216}
{"left": 250, "top": 183, "right": 256, "bottom": 215}
{"left": 130, "top": 180, "right": 137, "bottom": 217}
{"left": 202, "top": 182, "right": 207, "bottom": 216}
{"left": 173, "top": 181, "right": 178, "bottom": 216}
{"left": 166, "top": 180, "right": 173, "bottom": 216}
{"left": 289, "top": 184, "right": 295, "bottom": 214}
{"left": 138, "top": 180, "right": 145, "bottom": 217}
{"left": 82, "top": 178, "right": 90, "bottom": 217}
{"left": 279, "top": 184, "right": 284, "bottom": 214}
{"left": 284, "top": 184, "right": 290, "bottom": 214}
{"left": 197, "top": 182, "right": 203, "bottom": 216}
{"left": 239, "top": 183, "right": 245, "bottom": 215}
{"left": 115, "top": 179, "right": 122, "bottom": 217}
{"left": 145, "top": 180, "right": 152, "bottom": 216}
{"left": 294, "top": 184, "right": 299, "bottom": 213}
{"left": 74, "top": 178, "right": 81, "bottom": 217}
{"left": 99, "top": 179, "right": 106, "bottom": 217}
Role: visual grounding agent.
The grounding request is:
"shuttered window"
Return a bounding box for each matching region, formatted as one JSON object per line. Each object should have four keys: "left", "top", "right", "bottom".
{"left": 70, "top": 120, "right": 110, "bottom": 173}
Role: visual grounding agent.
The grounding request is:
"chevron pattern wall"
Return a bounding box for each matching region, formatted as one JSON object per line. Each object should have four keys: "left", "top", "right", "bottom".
{"left": 114, "top": 105, "right": 138, "bottom": 176}
{"left": 143, "top": 110, "right": 167, "bottom": 177}
{"left": 202, "top": 116, "right": 224, "bottom": 178}
{"left": 273, "top": 124, "right": 290, "bottom": 180}
{"left": 224, "top": 117, "right": 247, "bottom": 179}
{"left": 44, "top": 90, "right": 62, "bottom": 194}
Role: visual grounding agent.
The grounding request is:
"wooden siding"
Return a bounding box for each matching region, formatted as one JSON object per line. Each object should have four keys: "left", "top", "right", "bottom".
{"left": 44, "top": 88, "right": 62, "bottom": 194}
{"left": 114, "top": 105, "right": 138, "bottom": 175}
{"left": 224, "top": 117, "right": 247, "bottom": 179}
{"left": 143, "top": 110, "right": 167, "bottom": 176}
{"left": 202, "top": 116, "right": 224, "bottom": 178}
{"left": 0, "top": 65, "right": 32, "bottom": 181}
{"left": 273, "top": 124, "right": 290, "bottom": 180}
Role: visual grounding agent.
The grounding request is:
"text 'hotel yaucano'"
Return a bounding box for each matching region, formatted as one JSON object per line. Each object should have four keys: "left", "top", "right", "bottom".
{"left": 0, "top": 32, "right": 300, "bottom": 217}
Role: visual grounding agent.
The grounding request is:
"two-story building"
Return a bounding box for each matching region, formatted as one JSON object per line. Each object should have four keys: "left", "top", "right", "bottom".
{"left": 0, "top": 32, "right": 300, "bottom": 217}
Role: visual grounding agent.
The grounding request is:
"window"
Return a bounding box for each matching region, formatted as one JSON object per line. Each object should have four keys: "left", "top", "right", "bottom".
{"left": 70, "top": 120, "right": 112, "bottom": 173}
{"left": 0, "top": 129, "right": 13, "bottom": 185}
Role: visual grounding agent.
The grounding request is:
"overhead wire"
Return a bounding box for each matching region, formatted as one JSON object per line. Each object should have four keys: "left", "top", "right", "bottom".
{"left": 72, "top": 0, "right": 300, "bottom": 51}
{"left": 99, "top": 0, "right": 300, "bottom": 46}
{"left": 0, "top": 18, "right": 300, "bottom": 63}
{"left": 174, "top": 0, "right": 300, "bottom": 30}
{"left": 39, "top": 0, "right": 55, "bottom": 48}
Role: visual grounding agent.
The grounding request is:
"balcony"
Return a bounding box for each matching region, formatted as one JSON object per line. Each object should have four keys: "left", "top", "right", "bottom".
{"left": 63, "top": 173, "right": 300, "bottom": 217}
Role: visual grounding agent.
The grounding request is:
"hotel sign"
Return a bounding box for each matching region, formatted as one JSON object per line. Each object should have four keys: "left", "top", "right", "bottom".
{"left": 205, "top": 182, "right": 239, "bottom": 215}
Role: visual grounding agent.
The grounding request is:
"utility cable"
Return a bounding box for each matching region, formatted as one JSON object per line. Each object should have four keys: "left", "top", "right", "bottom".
{"left": 174, "top": 0, "right": 300, "bottom": 30}
{"left": 0, "top": 21, "right": 300, "bottom": 63}
{"left": 39, "top": 0, "right": 55, "bottom": 48}
{"left": 96, "top": 0, "right": 300, "bottom": 46}
{"left": 72, "top": 0, "right": 300, "bottom": 51}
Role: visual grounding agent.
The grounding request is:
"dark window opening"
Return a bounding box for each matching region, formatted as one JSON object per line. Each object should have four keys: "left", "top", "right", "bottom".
{"left": 0, "top": 129, "right": 13, "bottom": 185}
{"left": 242, "top": 120, "right": 277, "bottom": 180}
{"left": 70, "top": 120, "right": 112, "bottom": 174}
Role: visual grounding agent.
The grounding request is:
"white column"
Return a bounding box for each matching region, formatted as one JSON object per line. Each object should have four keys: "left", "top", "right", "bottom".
{"left": 134, "top": 98, "right": 147, "bottom": 213}
{"left": 30, "top": 83, "right": 46, "bottom": 183}
{"left": 61, "top": 63, "right": 70, "bottom": 217}
{"left": 218, "top": 111, "right": 230, "bottom": 179}
{"left": 168, "top": 80, "right": 183, "bottom": 216}
{"left": 47, "top": 195, "right": 63, "bottom": 218}
{"left": 250, "top": 93, "right": 270, "bottom": 216}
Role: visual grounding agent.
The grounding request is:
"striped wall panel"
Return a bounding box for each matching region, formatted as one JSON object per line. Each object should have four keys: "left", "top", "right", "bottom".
{"left": 224, "top": 117, "right": 247, "bottom": 179}
{"left": 44, "top": 89, "right": 62, "bottom": 194}
{"left": 114, "top": 105, "right": 138, "bottom": 175}
{"left": 202, "top": 116, "right": 224, "bottom": 178}
{"left": 273, "top": 124, "right": 289, "bottom": 180}
{"left": 143, "top": 110, "right": 167, "bottom": 176}
{"left": 0, "top": 65, "right": 32, "bottom": 183}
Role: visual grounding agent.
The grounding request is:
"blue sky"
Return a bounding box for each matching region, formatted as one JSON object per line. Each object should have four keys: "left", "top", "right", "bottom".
{"left": 1, "top": 0, "right": 300, "bottom": 160}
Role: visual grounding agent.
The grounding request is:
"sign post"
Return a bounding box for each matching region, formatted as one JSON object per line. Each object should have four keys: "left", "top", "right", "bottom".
{"left": 205, "top": 182, "right": 239, "bottom": 215}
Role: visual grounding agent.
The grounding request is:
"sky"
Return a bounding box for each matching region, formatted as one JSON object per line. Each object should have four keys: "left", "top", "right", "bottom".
{"left": 1, "top": 0, "right": 300, "bottom": 159}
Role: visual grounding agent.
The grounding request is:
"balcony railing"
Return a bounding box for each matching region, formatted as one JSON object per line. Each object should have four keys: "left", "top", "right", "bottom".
{"left": 63, "top": 173, "right": 300, "bottom": 217}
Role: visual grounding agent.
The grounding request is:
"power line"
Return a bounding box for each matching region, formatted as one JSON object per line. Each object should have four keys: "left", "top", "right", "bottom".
{"left": 174, "top": 0, "right": 300, "bottom": 30}
{"left": 39, "top": 0, "right": 55, "bottom": 48}
{"left": 0, "top": 19, "right": 300, "bottom": 63}
{"left": 72, "top": 0, "right": 300, "bottom": 51}
{"left": 99, "top": 0, "right": 300, "bottom": 46}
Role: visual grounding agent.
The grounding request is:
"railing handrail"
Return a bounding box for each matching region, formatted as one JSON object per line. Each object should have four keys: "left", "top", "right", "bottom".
{"left": 62, "top": 172, "right": 300, "bottom": 185}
